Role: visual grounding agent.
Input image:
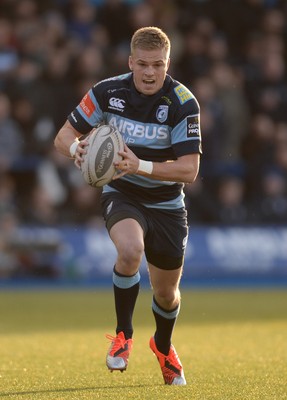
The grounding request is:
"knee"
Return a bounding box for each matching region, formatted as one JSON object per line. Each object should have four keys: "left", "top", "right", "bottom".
{"left": 154, "top": 286, "right": 181, "bottom": 310}
{"left": 116, "top": 239, "right": 144, "bottom": 274}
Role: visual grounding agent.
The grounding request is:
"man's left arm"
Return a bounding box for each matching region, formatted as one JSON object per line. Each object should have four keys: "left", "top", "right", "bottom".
{"left": 114, "top": 145, "right": 200, "bottom": 184}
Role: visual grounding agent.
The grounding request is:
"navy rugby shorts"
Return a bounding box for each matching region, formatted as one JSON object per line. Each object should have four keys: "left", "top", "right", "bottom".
{"left": 101, "top": 192, "right": 188, "bottom": 270}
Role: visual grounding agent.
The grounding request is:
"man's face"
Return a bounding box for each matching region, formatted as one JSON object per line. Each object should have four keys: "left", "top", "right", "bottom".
{"left": 129, "top": 47, "right": 170, "bottom": 95}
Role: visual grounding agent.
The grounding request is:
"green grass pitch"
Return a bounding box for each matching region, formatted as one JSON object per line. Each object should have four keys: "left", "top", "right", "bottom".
{"left": 0, "top": 288, "right": 286, "bottom": 400}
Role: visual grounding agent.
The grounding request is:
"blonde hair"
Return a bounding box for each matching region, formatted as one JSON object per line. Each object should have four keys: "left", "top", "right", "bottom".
{"left": 130, "top": 26, "right": 170, "bottom": 57}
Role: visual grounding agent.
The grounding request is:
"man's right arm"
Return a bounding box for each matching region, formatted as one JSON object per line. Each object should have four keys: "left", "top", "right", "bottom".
{"left": 54, "top": 120, "right": 83, "bottom": 158}
{"left": 54, "top": 120, "right": 90, "bottom": 169}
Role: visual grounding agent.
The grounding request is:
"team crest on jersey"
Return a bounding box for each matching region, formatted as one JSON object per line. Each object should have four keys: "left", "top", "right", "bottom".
{"left": 156, "top": 105, "right": 168, "bottom": 123}
{"left": 174, "top": 84, "right": 193, "bottom": 105}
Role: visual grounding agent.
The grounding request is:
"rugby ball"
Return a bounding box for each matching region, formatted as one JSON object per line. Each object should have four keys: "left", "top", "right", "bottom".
{"left": 81, "top": 124, "right": 124, "bottom": 187}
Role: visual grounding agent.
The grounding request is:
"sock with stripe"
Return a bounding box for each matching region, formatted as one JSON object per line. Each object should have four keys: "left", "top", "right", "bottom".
{"left": 113, "top": 267, "right": 140, "bottom": 340}
{"left": 152, "top": 296, "right": 180, "bottom": 355}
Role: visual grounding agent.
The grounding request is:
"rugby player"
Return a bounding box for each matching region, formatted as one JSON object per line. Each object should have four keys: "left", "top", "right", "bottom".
{"left": 54, "top": 26, "right": 201, "bottom": 385}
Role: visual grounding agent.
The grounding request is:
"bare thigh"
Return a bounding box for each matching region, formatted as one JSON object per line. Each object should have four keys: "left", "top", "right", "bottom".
{"left": 110, "top": 218, "right": 145, "bottom": 275}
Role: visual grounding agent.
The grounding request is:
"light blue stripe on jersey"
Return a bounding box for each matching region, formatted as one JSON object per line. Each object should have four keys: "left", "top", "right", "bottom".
{"left": 152, "top": 298, "right": 180, "bottom": 320}
{"left": 76, "top": 89, "right": 104, "bottom": 127}
{"left": 144, "top": 193, "right": 185, "bottom": 209}
{"left": 102, "top": 185, "right": 185, "bottom": 209}
{"left": 121, "top": 174, "right": 175, "bottom": 188}
{"left": 99, "top": 72, "right": 131, "bottom": 83}
{"left": 113, "top": 270, "right": 140, "bottom": 289}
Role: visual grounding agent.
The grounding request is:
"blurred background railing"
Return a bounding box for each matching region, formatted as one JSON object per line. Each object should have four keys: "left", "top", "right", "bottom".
{"left": 0, "top": 0, "right": 287, "bottom": 286}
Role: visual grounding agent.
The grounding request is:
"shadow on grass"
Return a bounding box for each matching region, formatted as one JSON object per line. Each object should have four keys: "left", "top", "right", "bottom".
{"left": 0, "top": 383, "right": 163, "bottom": 398}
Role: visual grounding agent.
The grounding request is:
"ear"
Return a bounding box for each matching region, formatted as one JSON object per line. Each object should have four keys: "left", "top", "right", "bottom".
{"left": 167, "top": 57, "right": 171, "bottom": 71}
{"left": 128, "top": 56, "right": 133, "bottom": 71}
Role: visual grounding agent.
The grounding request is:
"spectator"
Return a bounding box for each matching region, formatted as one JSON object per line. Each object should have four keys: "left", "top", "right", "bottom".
{"left": 214, "top": 174, "right": 249, "bottom": 225}
{"left": 65, "top": 0, "right": 98, "bottom": 44}
{"left": 192, "top": 76, "right": 223, "bottom": 181}
{"left": 22, "top": 184, "right": 59, "bottom": 226}
{"left": 0, "top": 92, "right": 24, "bottom": 171}
{"left": 241, "top": 113, "right": 276, "bottom": 198}
{"left": 184, "top": 178, "right": 217, "bottom": 224}
{"left": 251, "top": 168, "right": 287, "bottom": 224}
{"left": 97, "top": 0, "right": 133, "bottom": 47}
{"left": 210, "top": 61, "right": 250, "bottom": 167}
{"left": 65, "top": 183, "right": 102, "bottom": 225}
{"left": 0, "top": 172, "right": 18, "bottom": 216}
{"left": 0, "top": 18, "right": 19, "bottom": 89}
{"left": 0, "top": 211, "right": 19, "bottom": 278}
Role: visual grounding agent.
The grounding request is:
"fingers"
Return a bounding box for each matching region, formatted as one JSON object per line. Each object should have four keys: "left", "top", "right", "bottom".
{"left": 114, "top": 157, "right": 134, "bottom": 171}
{"left": 117, "top": 150, "right": 127, "bottom": 158}
{"left": 74, "top": 139, "right": 88, "bottom": 168}
{"left": 115, "top": 145, "right": 138, "bottom": 174}
{"left": 113, "top": 159, "right": 132, "bottom": 179}
{"left": 112, "top": 169, "right": 126, "bottom": 180}
{"left": 113, "top": 160, "right": 129, "bottom": 177}
{"left": 118, "top": 143, "right": 131, "bottom": 158}
{"left": 74, "top": 158, "right": 81, "bottom": 169}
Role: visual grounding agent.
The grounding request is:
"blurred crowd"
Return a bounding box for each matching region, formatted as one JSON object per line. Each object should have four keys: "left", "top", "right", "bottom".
{"left": 0, "top": 0, "right": 287, "bottom": 230}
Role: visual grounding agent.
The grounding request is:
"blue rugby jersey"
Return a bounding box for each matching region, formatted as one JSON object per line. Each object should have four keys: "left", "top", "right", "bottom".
{"left": 68, "top": 73, "right": 202, "bottom": 209}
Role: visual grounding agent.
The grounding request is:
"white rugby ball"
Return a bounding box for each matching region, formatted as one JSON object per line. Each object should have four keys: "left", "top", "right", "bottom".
{"left": 81, "top": 124, "right": 124, "bottom": 187}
